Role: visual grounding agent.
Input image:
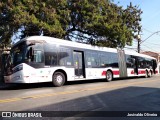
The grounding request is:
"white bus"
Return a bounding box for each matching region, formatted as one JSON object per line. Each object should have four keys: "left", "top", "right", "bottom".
{"left": 4, "top": 36, "right": 157, "bottom": 87}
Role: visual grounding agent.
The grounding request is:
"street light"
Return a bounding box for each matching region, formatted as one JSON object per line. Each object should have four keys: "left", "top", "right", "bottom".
{"left": 137, "top": 31, "right": 160, "bottom": 53}
{"left": 140, "top": 31, "right": 160, "bottom": 44}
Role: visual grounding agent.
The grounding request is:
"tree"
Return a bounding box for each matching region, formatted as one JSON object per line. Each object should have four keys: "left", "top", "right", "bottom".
{"left": 0, "top": 1, "right": 13, "bottom": 48}
{"left": 0, "top": 0, "right": 142, "bottom": 49}
{"left": 0, "top": 0, "right": 69, "bottom": 45}
{"left": 66, "top": 0, "right": 142, "bottom": 48}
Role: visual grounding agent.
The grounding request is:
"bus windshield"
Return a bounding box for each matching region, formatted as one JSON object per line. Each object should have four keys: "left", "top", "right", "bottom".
{"left": 4, "top": 40, "right": 45, "bottom": 74}
{"left": 11, "top": 41, "right": 27, "bottom": 66}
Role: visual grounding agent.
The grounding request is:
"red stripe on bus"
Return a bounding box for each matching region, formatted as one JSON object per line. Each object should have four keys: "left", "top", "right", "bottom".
{"left": 138, "top": 70, "right": 145, "bottom": 74}
{"left": 102, "top": 70, "right": 119, "bottom": 76}
{"left": 102, "top": 71, "right": 106, "bottom": 76}
{"left": 131, "top": 70, "right": 134, "bottom": 74}
{"left": 131, "top": 70, "right": 146, "bottom": 74}
{"left": 113, "top": 70, "right": 119, "bottom": 75}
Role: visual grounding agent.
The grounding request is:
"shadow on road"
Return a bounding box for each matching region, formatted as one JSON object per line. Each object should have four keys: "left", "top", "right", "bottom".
{"left": 0, "top": 76, "right": 146, "bottom": 90}
{"left": 0, "top": 82, "right": 53, "bottom": 90}
{"left": 20, "top": 86, "right": 160, "bottom": 119}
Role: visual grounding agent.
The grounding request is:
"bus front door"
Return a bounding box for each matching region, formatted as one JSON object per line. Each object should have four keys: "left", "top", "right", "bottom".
{"left": 73, "top": 51, "right": 85, "bottom": 79}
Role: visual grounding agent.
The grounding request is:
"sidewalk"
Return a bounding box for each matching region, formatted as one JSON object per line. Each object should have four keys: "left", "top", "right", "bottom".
{"left": 155, "top": 73, "right": 160, "bottom": 76}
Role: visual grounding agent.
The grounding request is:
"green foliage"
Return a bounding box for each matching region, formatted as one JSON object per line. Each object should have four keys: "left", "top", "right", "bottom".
{"left": 66, "top": 0, "right": 142, "bottom": 48}
{"left": 0, "top": 0, "right": 142, "bottom": 48}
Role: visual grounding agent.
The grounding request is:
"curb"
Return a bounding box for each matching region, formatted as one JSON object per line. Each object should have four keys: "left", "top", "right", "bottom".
{"left": 0, "top": 83, "right": 11, "bottom": 89}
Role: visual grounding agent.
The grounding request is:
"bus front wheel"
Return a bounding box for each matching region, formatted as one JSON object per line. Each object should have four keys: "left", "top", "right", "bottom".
{"left": 106, "top": 70, "right": 113, "bottom": 82}
{"left": 52, "top": 72, "right": 65, "bottom": 87}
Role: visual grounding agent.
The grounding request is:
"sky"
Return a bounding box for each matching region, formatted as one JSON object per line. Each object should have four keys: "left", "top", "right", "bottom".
{"left": 113, "top": 0, "right": 160, "bottom": 53}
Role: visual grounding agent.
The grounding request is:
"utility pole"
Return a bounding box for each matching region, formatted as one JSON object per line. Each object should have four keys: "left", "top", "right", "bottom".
{"left": 137, "top": 33, "right": 141, "bottom": 53}
{"left": 137, "top": 41, "right": 140, "bottom": 53}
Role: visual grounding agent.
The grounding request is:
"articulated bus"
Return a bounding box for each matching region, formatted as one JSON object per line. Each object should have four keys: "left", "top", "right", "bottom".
{"left": 4, "top": 36, "right": 157, "bottom": 87}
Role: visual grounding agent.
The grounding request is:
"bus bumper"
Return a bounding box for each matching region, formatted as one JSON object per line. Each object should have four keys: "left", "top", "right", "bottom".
{"left": 4, "top": 75, "right": 26, "bottom": 83}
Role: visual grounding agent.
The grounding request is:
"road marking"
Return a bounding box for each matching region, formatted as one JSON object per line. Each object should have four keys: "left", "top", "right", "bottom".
{"left": 0, "top": 98, "right": 22, "bottom": 103}
{"left": 0, "top": 79, "right": 159, "bottom": 103}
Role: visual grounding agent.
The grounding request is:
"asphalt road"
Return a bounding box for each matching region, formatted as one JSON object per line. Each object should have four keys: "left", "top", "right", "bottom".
{"left": 0, "top": 75, "right": 160, "bottom": 120}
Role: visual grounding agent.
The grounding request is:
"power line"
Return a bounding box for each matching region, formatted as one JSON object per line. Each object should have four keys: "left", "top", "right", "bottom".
{"left": 143, "top": 42, "right": 160, "bottom": 46}
{"left": 140, "top": 31, "right": 160, "bottom": 44}
{"left": 137, "top": 31, "right": 160, "bottom": 53}
{"left": 141, "top": 44, "right": 158, "bottom": 52}
{"left": 142, "top": 27, "right": 160, "bottom": 37}
{"left": 142, "top": 28, "right": 153, "bottom": 33}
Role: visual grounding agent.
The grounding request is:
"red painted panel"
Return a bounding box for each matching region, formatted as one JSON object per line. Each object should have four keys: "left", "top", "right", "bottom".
{"left": 131, "top": 70, "right": 134, "bottom": 74}
{"left": 113, "top": 70, "right": 119, "bottom": 75}
{"left": 102, "top": 70, "right": 119, "bottom": 76}
{"left": 102, "top": 71, "right": 106, "bottom": 76}
{"left": 138, "top": 70, "right": 145, "bottom": 74}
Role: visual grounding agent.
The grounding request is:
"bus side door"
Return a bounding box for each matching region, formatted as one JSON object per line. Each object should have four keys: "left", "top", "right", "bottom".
{"left": 73, "top": 51, "right": 85, "bottom": 79}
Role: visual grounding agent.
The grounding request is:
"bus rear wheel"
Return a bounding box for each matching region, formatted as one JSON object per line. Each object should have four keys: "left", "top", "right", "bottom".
{"left": 148, "top": 70, "right": 152, "bottom": 77}
{"left": 145, "top": 70, "right": 149, "bottom": 78}
{"left": 106, "top": 70, "right": 113, "bottom": 82}
{"left": 52, "top": 72, "right": 65, "bottom": 87}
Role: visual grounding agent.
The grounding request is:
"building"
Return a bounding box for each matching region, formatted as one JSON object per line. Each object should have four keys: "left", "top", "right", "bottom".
{"left": 141, "top": 51, "right": 160, "bottom": 62}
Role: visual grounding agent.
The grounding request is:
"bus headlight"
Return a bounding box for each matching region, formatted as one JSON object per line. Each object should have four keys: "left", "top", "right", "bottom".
{"left": 13, "top": 65, "right": 23, "bottom": 73}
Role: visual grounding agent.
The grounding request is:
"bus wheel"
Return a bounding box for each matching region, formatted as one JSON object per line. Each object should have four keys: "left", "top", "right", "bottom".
{"left": 145, "top": 70, "right": 149, "bottom": 78}
{"left": 52, "top": 72, "right": 65, "bottom": 87}
{"left": 148, "top": 70, "right": 152, "bottom": 77}
{"left": 106, "top": 70, "right": 113, "bottom": 82}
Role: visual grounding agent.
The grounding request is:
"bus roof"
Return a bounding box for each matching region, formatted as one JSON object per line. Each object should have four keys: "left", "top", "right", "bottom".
{"left": 15, "top": 36, "right": 118, "bottom": 53}
{"left": 125, "top": 50, "right": 156, "bottom": 60}
{"left": 13, "top": 36, "right": 156, "bottom": 60}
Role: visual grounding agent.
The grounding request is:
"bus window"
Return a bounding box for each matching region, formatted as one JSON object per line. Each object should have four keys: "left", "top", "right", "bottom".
{"left": 45, "top": 52, "right": 57, "bottom": 66}
{"left": 99, "top": 52, "right": 119, "bottom": 68}
{"left": 44, "top": 44, "right": 58, "bottom": 66}
{"left": 34, "top": 50, "right": 43, "bottom": 63}
{"left": 125, "top": 55, "right": 134, "bottom": 68}
{"left": 100, "top": 52, "right": 109, "bottom": 67}
{"left": 86, "top": 51, "right": 100, "bottom": 68}
{"left": 109, "top": 53, "right": 119, "bottom": 68}
{"left": 58, "top": 47, "right": 72, "bottom": 66}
